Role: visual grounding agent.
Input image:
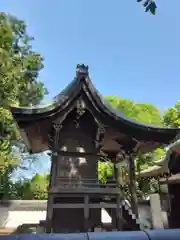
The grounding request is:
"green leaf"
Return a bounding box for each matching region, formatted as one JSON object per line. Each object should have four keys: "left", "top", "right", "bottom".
{"left": 149, "top": 2, "right": 157, "bottom": 15}
{"left": 145, "top": 4, "right": 151, "bottom": 12}
{"left": 143, "top": 0, "right": 150, "bottom": 7}
{"left": 137, "top": 0, "right": 157, "bottom": 15}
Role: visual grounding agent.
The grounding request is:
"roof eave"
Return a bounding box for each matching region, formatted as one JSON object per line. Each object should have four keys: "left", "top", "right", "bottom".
{"left": 10, "top": 65, "right": 180, "bottom": 143}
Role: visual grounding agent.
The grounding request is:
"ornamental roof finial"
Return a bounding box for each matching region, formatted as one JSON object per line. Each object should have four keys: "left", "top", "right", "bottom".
{"left": 76, "top": 64, "right": 89, "bottom": 77}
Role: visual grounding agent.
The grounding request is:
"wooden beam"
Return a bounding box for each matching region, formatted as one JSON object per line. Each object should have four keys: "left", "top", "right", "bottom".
{"left": 49, "top": 186, "right": 120, "bottom": 194}
{"left": 56, "top": 150, "right": 98, "bottom": 157}
{"left": 160, "top": 173, "right": 180, "bottom": 184}
{"left": 52, "top": 203, "right": 117, "bottom": 209}
{"left": 55, "top": 150, "right": 119, "bottom": 160}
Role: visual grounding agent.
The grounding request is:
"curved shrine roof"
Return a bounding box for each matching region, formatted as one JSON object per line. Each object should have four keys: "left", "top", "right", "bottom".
{"left": 11, "top": 64, "right": 180, "bottom": 144}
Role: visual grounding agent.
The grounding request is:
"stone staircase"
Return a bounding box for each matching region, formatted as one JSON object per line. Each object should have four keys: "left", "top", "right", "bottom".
{"left": 121, "top": 200, "right": 140, "bottom": 230}
{"left": 103, "top": 198, "right": 150, "bottom": 231}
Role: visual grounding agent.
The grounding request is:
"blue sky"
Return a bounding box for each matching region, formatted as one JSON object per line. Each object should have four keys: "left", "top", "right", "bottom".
{"left": 1, "top": 0, "right": 180, "bottom": 111}
{"left": 1, "top": 0, "right": 180, "bottom": 178}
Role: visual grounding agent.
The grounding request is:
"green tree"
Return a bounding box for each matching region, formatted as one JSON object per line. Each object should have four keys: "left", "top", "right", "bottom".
{"left": 163, "top": 101, "right": 180, "bottom": 128}
{"left": 104, "top": 96, "right": 165, "bottom": 198}
{"left": 0, "top": 13, "right": 48, "bottom": 107}
{"left": 11, "top": 174, "right": 49, "bottom": 200}
{"left": 98, "top": 161, "right": 113, "bottom": 183}
{"left": 106, "top": 96, "right": 163, "bottom": 126}
{"left": 0, "top": 12, "right": 48, "bottom": 199}
{"left": 22, "top": 174, "right": 48, "bottom": 200}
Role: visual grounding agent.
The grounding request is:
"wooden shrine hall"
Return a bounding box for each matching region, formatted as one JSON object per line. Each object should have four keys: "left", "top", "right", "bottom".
{"left": 10, "top": 64, "right": 180, "bottom": 233}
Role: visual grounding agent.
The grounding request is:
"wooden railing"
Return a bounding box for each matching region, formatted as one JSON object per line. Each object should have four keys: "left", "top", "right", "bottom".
{"left": 55, "top": 177, "right": 117, "bottom": 188}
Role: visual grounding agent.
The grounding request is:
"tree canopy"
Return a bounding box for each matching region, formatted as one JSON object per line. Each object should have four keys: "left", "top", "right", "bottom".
{"left": 106, "top": 96, "right": 163, "bottom": 126}
{"left": 0, "top": 12, "right": 48, "bottom": 199}
{"left": 163, "top": 102, "right": 180, "bottom": 128}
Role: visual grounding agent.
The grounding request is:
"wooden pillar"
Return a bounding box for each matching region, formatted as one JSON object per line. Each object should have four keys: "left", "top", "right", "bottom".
{"left": 116, "top": 194, "right": 123, "bottom": 230}
{"left": 157, "top": 176, "right": 161, "bottom": 193}
{"left": 46, "top": 195, "right": 54, "bottom": 233}
{"left": 128, "top": 152, "right": 139, "bottom": 218}
{"left": 114, "top": 163, "right": 118, "bottom": 184}
{"left": 46, "top": 151, "right": 57, "bottom": 233}
{"left": 84, "top": 195, "right": 89, "bottom": 231}
{"left": 50, "top": 151, "right": 58, "bottom": 186}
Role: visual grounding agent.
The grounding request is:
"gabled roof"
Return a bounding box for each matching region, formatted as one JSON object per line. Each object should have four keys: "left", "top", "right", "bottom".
{"left": 11, "top": 64, "right": 180, "bottom": 143}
